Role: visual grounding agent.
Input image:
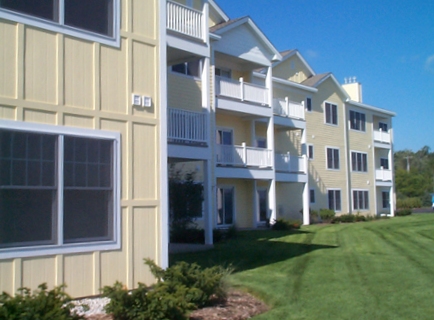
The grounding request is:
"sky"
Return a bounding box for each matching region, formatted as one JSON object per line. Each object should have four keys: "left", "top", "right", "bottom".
{"left": 215, "top": 0, "right": 434, "bottom": 152}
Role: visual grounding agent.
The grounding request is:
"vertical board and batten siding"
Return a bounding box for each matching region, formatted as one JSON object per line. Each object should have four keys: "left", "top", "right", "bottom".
{"left": 168, "top": 73, "right": 202, "bottom": 111}
{"left": 0, "top": 0, "right": 162, "bottom": 298}
{"left": 305, "top": 78, "right": 348, "bottom": 213}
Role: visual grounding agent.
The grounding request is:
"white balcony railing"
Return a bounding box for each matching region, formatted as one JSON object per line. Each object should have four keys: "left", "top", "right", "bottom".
{"left": 216, "top": 143, "right": 272, "bottom": 167}
{"left": 376, "top": 168, "right": 393, "bottom": 181}
{"left": 275, "top": 153, "right": 307, "bottom": 173}
{"left": 273, "top": 98, "right": 305, "bottom": 120}
{"left": 168, "top": 108, "right": 207, "bottom": 144}
{"left": 167, "top": 1, "right": 203, "bottom": 40}
{"left": 373, "top": 129, "right": 391, "bottom": 144}
{"left": 215, "top": 76, "right": 269, "bottom": 106}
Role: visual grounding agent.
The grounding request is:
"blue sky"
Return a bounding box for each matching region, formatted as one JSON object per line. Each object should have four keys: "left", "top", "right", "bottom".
{"left": 215, "top": 0, "right": 434, "bottom": 152}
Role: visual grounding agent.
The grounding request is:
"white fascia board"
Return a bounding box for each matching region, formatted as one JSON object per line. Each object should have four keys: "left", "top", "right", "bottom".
{"left": 209, "top": 32, "right": 222, "bottom": 41}
{"left": 208, "top": 0, "right": 229, "bottom": 22}
{"left": 273, "top": 50, "right": 316, "bottom": 76}
{"left": 346, "top": 100, "right": 396, "bottom": 117}
{"left": 253, "top": 72, "right": 318, "bottom": 93}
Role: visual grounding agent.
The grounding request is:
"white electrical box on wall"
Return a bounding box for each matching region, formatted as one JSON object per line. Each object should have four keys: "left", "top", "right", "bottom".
{"left": 142, "top": 96, "right": 152, "bottom": 107}
{"left": 132, "top": 94, "right": 142, "bottom": 106}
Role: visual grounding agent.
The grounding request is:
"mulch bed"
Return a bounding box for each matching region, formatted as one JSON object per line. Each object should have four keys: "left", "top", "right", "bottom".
{"left": 85, "top": 290, "right": 269, "bottom": 320}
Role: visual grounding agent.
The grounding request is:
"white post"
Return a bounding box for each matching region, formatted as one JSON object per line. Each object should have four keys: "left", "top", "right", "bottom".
{"left": 269, "top": 179, "right": 276, "bottom": 224}
{"left": 285, "top": 96, "right": 289, "bottom": 117}
{"left": 303, "top": 181, "right": 310, "bottom": 225}
{"left": 287, "top": 152, "right": 290, "bottom": 171}
{"left": 204, "top": 160, "right": 213, "bottom": 244}
{"left": 389, "top": 187, "right": 394, "bottom": 217}
{"left": 202, "top": 1, "right": 208, "bottom": 43}
{"left": 242, "top": 142, "right": 247, "bottom": 166}
{"left": 239, "top": 77, "right": 244, "bottom": 101}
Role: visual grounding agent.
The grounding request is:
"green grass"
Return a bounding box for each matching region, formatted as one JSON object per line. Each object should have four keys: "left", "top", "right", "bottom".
{"left": 170, "top": 214, "right": 434, "bottom": 319}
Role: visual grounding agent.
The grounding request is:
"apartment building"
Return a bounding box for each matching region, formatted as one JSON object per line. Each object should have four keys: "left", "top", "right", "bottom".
{"left": 0, "top": 0, "right": 168, "bottom": 297}
{"left": 0, "top": 0, "right": 395, "bottom": 298}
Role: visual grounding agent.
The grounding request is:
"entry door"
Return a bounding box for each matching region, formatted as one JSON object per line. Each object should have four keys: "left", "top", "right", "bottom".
{"left": 217, "top": 187, "right": 234, "bottom": 226}
{"left": 258, "top": 189, "right": 268, "bottom": 222}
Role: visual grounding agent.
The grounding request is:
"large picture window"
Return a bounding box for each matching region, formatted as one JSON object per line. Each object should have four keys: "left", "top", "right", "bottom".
{"left": 0, "top": 121, "right": 120, "bottom": 258}
{"left": 0, "top": 0, "right": 119, "bottom": 46}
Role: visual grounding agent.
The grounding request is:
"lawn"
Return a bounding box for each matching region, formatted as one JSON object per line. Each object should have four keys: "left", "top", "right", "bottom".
{"left": 170, "top": 214, "right": 434, "bottom": 319}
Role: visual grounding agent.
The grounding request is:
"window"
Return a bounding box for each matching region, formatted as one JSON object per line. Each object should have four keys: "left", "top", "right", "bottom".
{"left": 306, "top": 98, "right": 312, "bottom": 112}
{"left": 256, "top": 137, "right": 267, "bottom": 148}
{"left": 325, "top": 102, "right": 338, "bottom": 125}
{"left": 0, "top": 121, "right": 120, "bottom": 258}
{"left": 217, "top": 187, "right": 234, "bottom": 225}
{"left": 310, "top": 189, "right": 315, "bottom": 204}
{"left": 350, "top": 111, "right": 366, "bottom": 131}
{"left": 308, "top": 145, "right": 314, "bottom": 159}
{"left": 215, "top": 68, "right": 231, "bottom": 79}
{"left": 216, "top": 129, "right": 233, "bottom": 164}
{"left": 353, "top": 190, "right": 369, "bottom": 210}
{"left": 379, "top": 122, "right": 388, "bottom": 132}
{"left": 172, "top": 60, "right": 201, "bottom": 77}
{"left": 351, "top": 152, "right": 367, "bottom": 172}
{"left": 328, "top": 189, "right": 341, "bottom": 211}
{"left": 326, "top": 148, "right": 340, "bottom": 170}
{"left": 0, "top": 0, "right": 119, "bottom": 46}
{"left": 380, "top": 158, "right": 389, "bottom": 169}
{"left": 382, "top": 191, "right": 390, "bottom": 209}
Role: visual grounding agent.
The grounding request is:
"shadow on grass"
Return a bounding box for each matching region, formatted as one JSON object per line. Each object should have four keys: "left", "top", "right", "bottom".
{"left": 170, "top": 229, "right": 337, "bottom": 273}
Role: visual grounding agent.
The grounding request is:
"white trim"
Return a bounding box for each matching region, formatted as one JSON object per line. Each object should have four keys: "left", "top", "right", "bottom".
{"left": 325, "top": 146, "right": 340, "bottom": 171}
{"left": 0, "top": 0, "right": 120, "bottom": 47}
{"left": 0, "top": 120, "right": 121, "bottom": 259}
{"left": 324, "top": 101, "right": 339, "bottom": 126}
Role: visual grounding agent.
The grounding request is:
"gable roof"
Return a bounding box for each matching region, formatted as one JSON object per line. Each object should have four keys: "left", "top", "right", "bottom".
{"left": 302, "top": 73, "right": 350, "bottom": 100}
{"left": 274, "top": 49, "right": 316, "bottom": 76}
{"left": 210, "top": 16, "right": 282, "bottom": 62}
{"left": 208, "top": 0, "right": 229, "bottom": 24}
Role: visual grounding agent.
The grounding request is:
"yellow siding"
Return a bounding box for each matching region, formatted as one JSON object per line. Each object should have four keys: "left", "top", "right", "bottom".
{"left": 64, "top": 37, "right": 94, "bottom": 109}
{"left": 0, "top": 105, "right": 16, "bottom": 119}
{"left": 24, "top": 28, "right": 57, "bottom": 104}
{"left": 22, "top": 257, "right": 57, "bottom": 291}
{"left": 168, "top": 73, "right": 202, "bottom": 111}
{"left": 132, "top": 0, "right": 156, "bottom": 38}
{"left": 23, "top": 108, "right": 57, "bottom": 124}
{"left": 216, "top": 113, "right": 251, "bottom": 145}
{"left": 0, "top": 21, "right": 17, "bottom": 98}
{"left": 273, "top": 55, "right": 312, "bottom": 83}
{"left": 0, "top": 260, "right": 14, "bottom": 295}
{"left": 276, "top": 183, "right": 304, "bottom": 220}
{"left": 63, "top": 254, "right": 94, "bottom": 297}
{"left": 63, "top": 114, "right": 94, "bottom": 128}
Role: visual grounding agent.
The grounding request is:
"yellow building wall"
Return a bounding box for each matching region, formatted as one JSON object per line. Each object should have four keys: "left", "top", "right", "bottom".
{"left": 273, "top": 55, "right": 312, "bottom": 83}
{"left": 276, "top": 182, "right": 304, "bottom": 221}
{"left": 167, "top": 73, "right": 202, "bottom": 111}
{"left": 216, "top": 113, "right": 251, "bottom": 145}
{"left": 305, "top": 78, "right": 349, "bottom": 214}
{"left": 0, "top": 0, "right": 163, "bottom": 298}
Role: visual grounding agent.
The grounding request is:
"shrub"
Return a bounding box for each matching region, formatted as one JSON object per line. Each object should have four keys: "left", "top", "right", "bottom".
{"left": 340, "top": 214, "right": 356, "bottom": 223}
{"left": 102, "top": 260, "right": 231, "bottom": 320}
{"left": 319, "top": 209, "right": 335, "bottom": 222}
{"left": 395, "top": 209, "right": 412, "bottom": 216}
{"left": 355, "top": 214, "right": 366, "bottom": 222}
{"left": 397, "top": 197, "right": 422, "bottom": 209}
{"left": 271, "top": 219, "right": 301, "bottom": 230}
{"left": 0, "top": 283, "right": 85, "bottom": 320}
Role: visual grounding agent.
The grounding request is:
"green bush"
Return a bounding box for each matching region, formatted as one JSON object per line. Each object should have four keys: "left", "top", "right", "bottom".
{"left": 102, "top": 259, "right": 231, "bottom": 320}
{"left": 0, "top": 283, "right": 85, "bottom": 320}
{"left": 319, "top": 209, "right": 335, "bottom": 222}
{"left": 355, "top": 214, "right": 366, "bottom": 222}
{"left": 397, "top": 197, "right": 422, "bottom": 209}
{"left": 395, "top": 209, "right": 412, "bottom": 216}
{"left": 271, "top": 219, "right": 301, "bottom": 230}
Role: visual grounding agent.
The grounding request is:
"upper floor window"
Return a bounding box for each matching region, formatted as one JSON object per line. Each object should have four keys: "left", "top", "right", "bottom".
{"left": 306, "top": 97, "right": 312, "bottom": 112}
{"left": 379, "top": 122, "right": 388, "bottom": 132}
{"left": 325, "top": 102, "right": 338, "bottom": 125}
{"left": 350, "top": 111, "right": 366, "bottom": 131}
{"left": 0, "top": 121, "right": 120, "bottom": 258}
{"left": 172, "top": 60, "right": 201, "bottom": 77}
{"left": 351, "top": 151, "right": 367, "bottom": 172}
{"left": 215, "top": 68, "right": 231, "bottom": 79}
{"left": 0, "top": 0, "right": 119, "bottom": 46}
{"left": 326, "top": 147, "right": 340, "bottom": 170}
{"left": 380, "top": 158, "right": 389, "bottom": 169}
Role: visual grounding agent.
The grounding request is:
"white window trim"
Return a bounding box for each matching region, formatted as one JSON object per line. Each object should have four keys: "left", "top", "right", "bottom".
{"left": 352, "top": 189, "right": 370, "bottom": 211}
{"left": 325, "top": 146, "right": 340, "bottom": 171}
{"left": 351, "top": 150, "right": 368, "bottom": 173}
{"left": 327, "top": 188, "right": 342, "bottom": 212}
{"left": 324, "top": 101, "right": 338, "bottom": 126}
{"left": 0, "top": 120, "right": 121, "bottom": 259}
{"left": 0, "top": 0, "right": 120, "bottom": 47}
{"left": 216, "top": 185, "right": 235, "bottom": 228}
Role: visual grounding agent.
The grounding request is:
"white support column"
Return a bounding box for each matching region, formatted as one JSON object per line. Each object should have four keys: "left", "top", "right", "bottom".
{"left": 202, "top": 0, "right": 209, "bottom": 43}
{"left": 204, "top": 160, "right": 213, "bottom": 244}
{"left": 389, "top": 187, "right": 394, "bottom": 217}
{"left": 303, "top": 181, "right": 310, "bottom": 225}
{"left": 201, "top": 56, "right": 210, "bottom": 145}
{"left": 269, "top": 179, "right": 277, "bottom": 224}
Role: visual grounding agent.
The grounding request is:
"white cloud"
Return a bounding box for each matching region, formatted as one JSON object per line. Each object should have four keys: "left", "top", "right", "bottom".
{"left": 425, "top": 55, "right": 434, "bottom": 73}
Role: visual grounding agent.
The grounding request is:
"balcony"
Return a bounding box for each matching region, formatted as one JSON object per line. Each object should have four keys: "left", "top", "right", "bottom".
{"left": 168, "top": 108, "right": 207, "bottom": 145}
{"left": 216, "top": 143, "right": 272, "bottom": 168}
{"left": 373, "top": 129, "right": 391, "bottom": 144}
{"left": 167, "top": 1, "right": 204, "bottom": 41}
{"left": 375, "top": 168, "right": 393, "bottom": 181}
{"left": 273, "top": 98, "right": 305, "bottom": 120}
{"left": 215, "top": 76, "right": 269, "bottom": 106}
{"left": 275, "top": 153, "right": 307, "bottom": 173}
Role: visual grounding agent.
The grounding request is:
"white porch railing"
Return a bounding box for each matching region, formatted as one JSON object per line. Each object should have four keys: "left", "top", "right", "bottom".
{"left": 167, "top": 1, "right": 203, "bottom": 40}
{"left": 373, "top": 129, "right": 391, "bottom": 144}
{"left": 168, "top": 108, "right": 207, "bottom": 144}
{"left": 215, "top": 76, "right": 269, "bottom": 106}
{"left": 376, "top": 168, "right": 393, "bottom": 181}
{"left": 273, "top": 98, "right": 305, "bottom": 120}
{"left": 216, "top": 143, "right": 272, "bottom": 167}
{"left": 275, "top": 153, "right": 307, "bottom": 173}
